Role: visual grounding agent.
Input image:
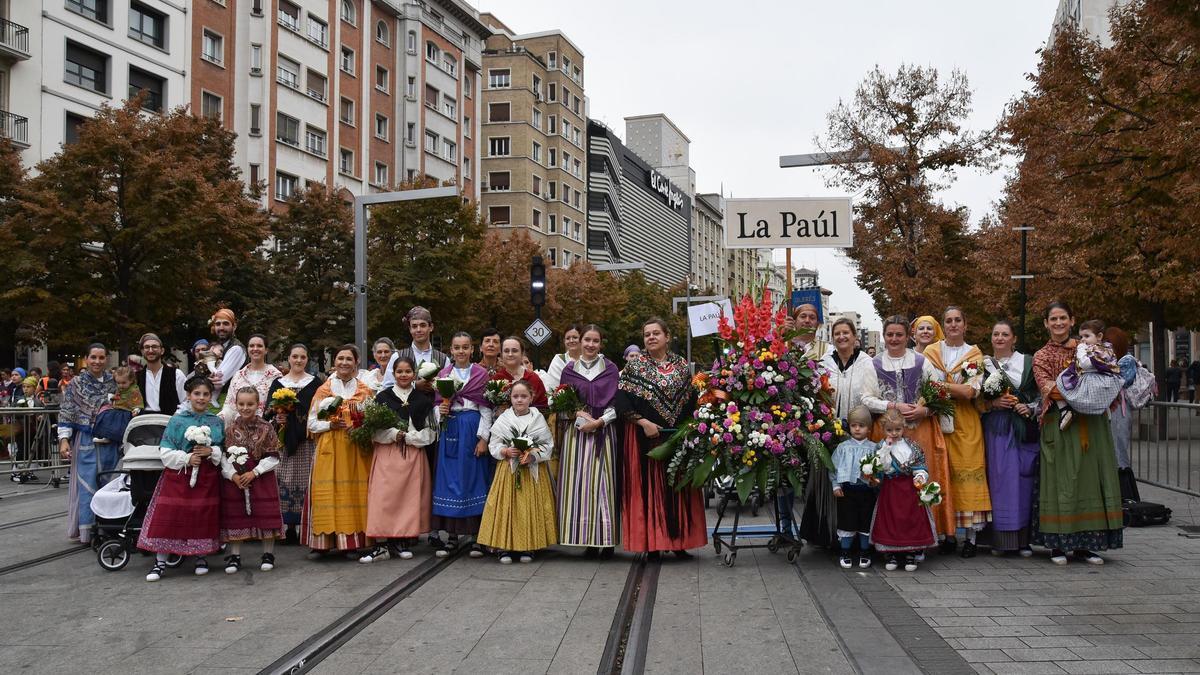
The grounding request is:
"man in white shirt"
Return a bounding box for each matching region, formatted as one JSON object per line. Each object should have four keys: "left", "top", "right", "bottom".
{"left": 136, "top": 333, "right": 185, "bottom": 414}
{"left": 208, "top": 308, "right": 247, "bottom": 400}
{"left": 382, "top": 306, "right": 448, "bottom": 389}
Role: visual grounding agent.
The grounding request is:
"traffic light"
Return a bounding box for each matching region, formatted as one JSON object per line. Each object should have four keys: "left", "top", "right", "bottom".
{"left": 530, "top": 255, "right": 546, "bottom": 307}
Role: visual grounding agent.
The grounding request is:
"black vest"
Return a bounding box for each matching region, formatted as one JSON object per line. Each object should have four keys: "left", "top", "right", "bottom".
{"left": 138, "top": 365, "right": 180, "bottom": 413}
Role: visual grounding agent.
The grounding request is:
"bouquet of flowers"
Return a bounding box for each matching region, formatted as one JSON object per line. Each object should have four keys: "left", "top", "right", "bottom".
{"left": 435, "top": 377, "right": 465, "bottom": 431}
{"left": 860, "top": 452, "right": 884, "bottom": 483}
{"left": 226, "top": 445, "right": 252, "bottom": 514}
{"left": 348, "top": 401, "right": 407, "bottom": 450}
{"left": 648, "top": 287, "right": 842, "bottom": 503}
{"left": 417, "top": 361, "right": 441, "bottom": 382}
{"left": 504, "top": 428, "right": 538, "bottom": 488}
{"left": 316, "top": 396, "right": 344, "bottom": 421}
{"left": 981, "top": 364, "right": 1016, "bottom": 400}
{"left": 547, "top": 384, "right": 582, "bottom": 416}
{"left": 917, "top": 480, "right": 943, "bottom": 506}
{"left": 184, "top": 425, "right": 214, "bottom": 488}
{"left": 485, "top": 379, "right": 511, "bottom": 408}
{"left": 959, "top": 361, "right": 981, "bottom": 385}
{"left": 269, "top": 388, "right": 299, "bottom": 442}
{"left": 917, "top": 376, "right": 956, "bottom": 433}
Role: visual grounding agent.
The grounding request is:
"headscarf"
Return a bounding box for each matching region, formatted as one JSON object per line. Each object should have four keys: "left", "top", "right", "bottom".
{"left": 13, "top": 367, "right": 26, "bottom": 378}
{"left": 623, "top": 345, "right": 641, "bottom": 360}
{"left": 191, "top": 338, "right": 210, "bottom": 352}
{"left": 405, "top": 305, "right": 432, "bottom": 324}
{"left": 22, "top": 376, "right": 38, "bottom": 388}
{"left": 910, "top": 315, "right": 945, "bottom": 343}
{"left": 210, "top": 308, "right": 237, "bottom": 331}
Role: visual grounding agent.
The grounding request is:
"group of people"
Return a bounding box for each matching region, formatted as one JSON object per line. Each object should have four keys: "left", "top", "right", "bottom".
{"left": 51, "top": 297, "right": 1136, "bottom": 580}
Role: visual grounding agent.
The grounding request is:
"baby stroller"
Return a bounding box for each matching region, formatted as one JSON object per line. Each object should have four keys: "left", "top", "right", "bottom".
{"left": 91, "top": 414, "right": 183, "bottom": 571}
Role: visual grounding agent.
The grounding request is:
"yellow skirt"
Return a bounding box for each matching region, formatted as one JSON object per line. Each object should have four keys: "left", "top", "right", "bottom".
{"left": 945, "top": 399, "right": 992, "bottom": 517}
{"left": 476, "top": 460, "right": 558, "bottom": 552}
{"left": 307, "top": 428, "right": 372, "bottom": 540}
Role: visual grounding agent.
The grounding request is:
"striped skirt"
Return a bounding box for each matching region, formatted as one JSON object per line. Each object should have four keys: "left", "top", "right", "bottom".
{"left": 557, "top": 425, "right": 618, "bottom": 548}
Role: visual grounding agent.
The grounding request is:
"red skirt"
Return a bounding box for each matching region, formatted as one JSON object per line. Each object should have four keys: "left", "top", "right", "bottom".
{"left": 621, "top": 425, "right": 707, "bottom": 553}
{"left": 220, "top": 456, "right": 284, "bottom": 541}
{"left": 870, "top": 476, "right": 937, "bottom": 553}
{"left": 138, "top": 462, "right": 222, "bottom": 555}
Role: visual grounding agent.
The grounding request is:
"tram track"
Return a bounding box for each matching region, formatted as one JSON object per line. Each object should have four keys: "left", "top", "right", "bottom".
{"left": 0, "top": 544, "right": 88, "bottom": 576}
{"left": 0, "top": 511, "right": 67, "bottom": 532}
{"left": 597, "top": 553, "right": 662, "bottom": 675}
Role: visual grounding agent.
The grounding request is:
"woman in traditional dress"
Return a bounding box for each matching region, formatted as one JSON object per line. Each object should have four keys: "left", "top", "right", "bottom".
{"left": 57, "top": 343, "right": 117, "bottom": 544}
{"left": 493, "top": 336, "right": 549, "bottom": 411}
{"left": 617, "top": 317, "right": 706, "bottom": 557}
{"left": 219, "top": 386, "right": 284, "bottom": 574}
{"left": 303, "top": 344, "right": 374, "bottom": 555}
{"left": 265, "top": 344, "right": 322, "bottom": 543}
{"left": 359, "top": 338, "right": 395, "bottom": 394}
{"left": 923, "top": 308, "right": 992, "bottom": 557}
{"left": 860, "top": 316, "right": 956, "bottom": 546}
{"left": 219, "top": 334, "right": 282, "bottom": 424}
{"left": 1105, "top": 327, "right": 1140, "bottom": 502}
{"left": 1032, "top": 301, "right": 1123, "bottom": 565}
{"left": 360, "top": 356, "right": 435, "bottom": 563}
{"left": 543, "top": 324, "right": 584, "bottom": 390}
{"left": 431, "top": 332, "right": 495, "bottom": 557}
{"left": 558, "top": 324, "right": 620, "bottom": 557}
{"left": 911, "top": 315, "right": 943, "bottom": 355}
{"left": 981, "top": 319, "right": 1039, "bottom": 557}
{"left": 801, "top": 318, "right": 874, "bottom": 546}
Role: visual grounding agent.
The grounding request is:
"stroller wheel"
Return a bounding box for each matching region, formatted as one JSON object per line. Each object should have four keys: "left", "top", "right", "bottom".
{"left": 97, "top": 540, "right": 130, "bottom": 571}
{"left": 164, "top": 554, "right": 184, "bottom": 568}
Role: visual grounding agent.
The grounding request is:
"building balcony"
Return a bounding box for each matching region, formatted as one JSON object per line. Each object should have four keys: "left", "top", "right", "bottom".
{"left": 0, "top": 110, "right": 29, "bottom": 147}
{"left": 0, "top": 18, "right": 30, "bottom": 60}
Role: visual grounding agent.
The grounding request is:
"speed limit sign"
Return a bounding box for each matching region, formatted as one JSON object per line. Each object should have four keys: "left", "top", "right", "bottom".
{"left": 524, "top": 318, "right": 553, "bottom": 347}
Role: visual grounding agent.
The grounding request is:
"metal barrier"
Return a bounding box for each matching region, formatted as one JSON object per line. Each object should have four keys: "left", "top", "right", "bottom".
{"left": 1131, "top": 401, "right": 1200, "bottom": 497}
{"left": 0, "top": 406, "right": 68, "bottom": 485}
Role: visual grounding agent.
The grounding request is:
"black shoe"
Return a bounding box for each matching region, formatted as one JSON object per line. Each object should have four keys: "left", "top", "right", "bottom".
{"left": 598, "top": 547, "right": 614, "bottom": 560}
{"left": 647, "top": 551, "right": 662, "bottom": 561}
{"left": 260, "top": 553, "right": 275, "bottom": 571}
{"left": 194, "top": 557, "right": 209, "bottom": 576}
{"left": 672, "top": 549, "right": 693, "bottom": 559}
{"left": 223, "top": 555, "right": 241, "bottom": 574}
{"left": 583, "top": 547, "right": 599, "bottom": 559}
{"left": 960, "top": 541, "right": 977, "bottom": 559}
{"left": 938, "top": 539, "right": 957, "bottom": 554}
{"left": 904, "top": 554, "right": 918, "bottom": 572}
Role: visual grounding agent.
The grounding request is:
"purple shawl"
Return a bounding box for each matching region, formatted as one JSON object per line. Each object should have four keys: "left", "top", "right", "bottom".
{"left": 435, "top": 362, "right": 490, "bottom": 408}
{"left": 872, "top": 352, "right": 925, "bottom": 403}
{"left": 560, "top": 359, "right": 619, "bottom": 417}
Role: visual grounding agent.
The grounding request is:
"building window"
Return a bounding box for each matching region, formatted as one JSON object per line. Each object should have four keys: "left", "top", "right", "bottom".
{"left": 573, "top": 158, "right": 582, "bottom": 177}
{"left": 339, "top": 148, "right": 354, "bottom": 174}
{"left": 307, "top": 16, "right": 328, "bottom": 47}
{"left": 463, "top": 156, "right": 470, "bottom": 178}
{"left": 532, "top": 109, "right": 542, "bottom": 129}
{"left": 425, "top": 42, "right": 439, "bottom": 63}
{"left": 532, "top": 142, "right": 541, "bottom": 163}
{"left": 201, "top": 30, "right": 223, "bottom": 65}
{"left": 563, "top": 216, "right": 571, "bottom": 235}
{"left": 548, "top": 115, "right": 557, "bottom": 134}
{"left": 532, "top": 74, "right": 542, "bottom": 97}
{"left": 562, "top": 55, "right": 571, "bottom": 72}
{"left": 548, "top": 181, "right": 557, "bottom": 200}
{"left": 406, "top": 76, "right": 416, "bottom": 98}
{"left": 375, "top": 20, "right": 389, "bottom": 46}
{"left": 406, "top": 31, "right": 416, "bottom": 54}
{"left": 250, "top": 44, "right": 262, "bottom": 74}
{"left": 375, "top": 66, "right": 389, "bottom": 92}
{"left": 547, "top": 247, "right": 556, "bottom": 266}
{"left": 488, "top": 206, "right": 510, "bottom": 225}
{"left": 443, "top": 96, "right": 456, "bottom": 118}
{"left": 278, "top": 1, "right": 300, "bottom": 31}
{"left": 67, "top": 0, "right": 109, "bottom": 23}
{"left": 305, "top": 126, "right": 326, "bottom": 156}
{"left": 444, "top": 140, "right": 456, "bottom": 162}
{"left": 488, "top": 137, "right": 510, "bottom": 156}
{"left": 424, "top": 84, "right": 439, "bottom": 110}
{"left": 64, "top": 42, "right": 108, "bottom": 94}
{"left": 573, "top": 96, "right": 581, "bottom": 115}
{"left": 340, "top": 47, "right": 354, "bottom": 74}
{"left": 547, "top": 51, "right": 556, "bottom": 69}
{"left": 275, "top": 171, "right": 298, "bottom": 201}
{"left": 548, "top": 83, "right": 557, "bottom": 102}
{"left": 463, "top": 75, "right": 472, "bottom": 97}
{"left": 374, "top": 162, "right": 388, "bottom": 186}
{"left": 405, "top": 122, "right": 415, "bottom": 143}
{"left": 488, "top": 69, "right": 510, "bottom": 89}
{"left": 548, "top": 214, "right": 556, "bottom": 233}
{"left": 442, "top": 54, "right": 457, "bottom": 76}
{"left": 374, "top": 114, "right": 388, "bottom": 140}
{"left": 406, "top": 169, "right": 417, "bottom": 183}
{"left": 573, "top": 65, "right": 581, "bottom": 83}
{"left": 463, "top": 116, "right": 471, "bottom": 138}
{"left": 249, "top": 103, "right": 261, "bottom": 135}
{"left": 424, "top": 130, "right": 438, "bottom": 153}
{"left": 340, "top": 0, "right": 356, "bottom": 25}
{"left": 129, "top": 3, "right": 166, "bottom": 49}
{"left": 574, "top": 191, "right": 582, "bottom": 208}
{"left": 277, "top": 56, "right": 300, "bottom": 89}
{"left": 249, "top": 163, "right": 260, "bottom": 188}
{"left": 488, "top": 102, "right": 510, "bottom": 123}
{"left": 533, "top": 209, "right": 542, "bottom": 229}
{"left": 562, "top": 185, "right": 570, "bottom": 203}
{"left": 532, "top": 175, "right": 542, "bottom": 196}
{"left": 574, "top": 221, "right": 582, "bottom": 239}
{"left": 128, "top": 67, "right": 164, "bottom": 112}
{"left": 489, "top": 172, "right": 510, "bottom": 191}
{"left": 548, "top": 148, "right": 556, "bottom": 167}
{"left": 276, "top": 112, "right": 300, "bottom": 146}
{"left": 306, "top": 70, "right": 328, "bottom": 101}
{"left": 339, "top": 97, "right": 354, "bottom": 125}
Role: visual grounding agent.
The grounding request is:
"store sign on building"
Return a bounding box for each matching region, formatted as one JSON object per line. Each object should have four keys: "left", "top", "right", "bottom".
{"left": 649, "top": 170, "right": 684, "bottom": 210}
{"left": 722, "top": 197, "right": 853, "bottom": 248}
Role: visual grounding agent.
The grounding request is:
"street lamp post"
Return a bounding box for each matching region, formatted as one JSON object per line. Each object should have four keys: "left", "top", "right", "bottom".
{"left": 1011, "top": 225, "right": 1035, "bottom": 351}
{"left": 530, "top": 255, "right": 546, "bottom": 369}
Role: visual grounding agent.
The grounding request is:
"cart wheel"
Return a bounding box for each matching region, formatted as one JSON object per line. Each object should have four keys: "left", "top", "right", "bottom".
{"left": 164, "top": 553, "right": 184, "bottom": 568}
{"left": 97, "top": 541, "right": 130, "bottom": 571}
{"left": 786, "top": 548, "right": 798, "bottom": 563}
{"left": 767, "top": 536, "right": 780, "bottom": 553}
{"left": 723, "top": 551, "right": 737, "bottom": 567}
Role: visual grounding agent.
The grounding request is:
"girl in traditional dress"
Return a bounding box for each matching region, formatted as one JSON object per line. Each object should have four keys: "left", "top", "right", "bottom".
{"left": 1032, "top": 302, "right": 1123, "bottom": 565}
{"left": 860, "top": 316, "right": 955, "bottom": 551}
{"left": 219, "top": 334, "right": 282, "bottom": 424}
{"left": 359, "top": 338, "right": 395, "bottom": 394}
{"left": 911, "top": 315, "right": 943, "bottom": 355}
{"left": 868, "top": 409, "right": 937, "bottom": 572}
{"left": 981, "top": 320, "right": 1039, "bottom": 557}
{"left": 431, "top": 332, "right": 495, "bottom": 557}
{"left": 303, "top": 344, "right": 374, "bottom": 556}
{"left": 360, "top": 356, "right": 435, "bottom": 563}
{"left": 923, "top": 308, "right": 992, "bottom": 557}
{"left": 140, "top": 376, "right": 225, "bottom": 580}
{"left": 220, "top": 387, "right": 284, "bottom": 573}
{"left": 543, "top": 323, "right": 583, "bottom": 390}
{"left": 478, "top": 380, "right": 557, "bottom": 563}
{"left": 558, "top": 324, "right": 620, "bottom": 558}
{"left": 617, "top": 318, "right": 706, "bottom": 557}
{"left": 493, "top": 336, "right": 549, "bottom": 411}
{"left": 265, "top": 344, "right": 322, "bottom": 543}
{"left": 57, "top": 343, "right": 117, "bottom": 544}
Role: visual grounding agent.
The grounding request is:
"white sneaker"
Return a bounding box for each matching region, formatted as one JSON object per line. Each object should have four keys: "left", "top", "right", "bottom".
{"left": 468, "top": 545, "right": 485, "bottom": 558}
{"left": 398, "top": 549, "right": 414, "bottom": 560}
{"left": 145, "top": 563, "right": 165, "bottom": 582}
{"left": 498, "top": 553, "right": 513, "bottom": 564}
{"left": 1050, "top": 551, "right": 1068, "bottom": 565}
{"left": 1018, "top": 547, "right": 1034, "bottom": 558}
{"left": 914, "top": 551, "right": 926, "bottom": 562}
{"left": 435, "top": 548, "right": 450, "bottom": 558}
{"left": 359, "top": 546, "right": 390, "bottom": 564}
{"left": 838, "top": 555, "right": 853, "bottom": 569}
{"left": 884, "top": 556, "right": 899, "bottom": 571}
{"left": 519, "top": 554, "right": 533, "bottom": 564}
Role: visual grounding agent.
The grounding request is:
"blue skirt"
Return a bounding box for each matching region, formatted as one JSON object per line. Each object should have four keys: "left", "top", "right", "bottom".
{"left": 432, "top": 410, "right": 494, "bottom": 519}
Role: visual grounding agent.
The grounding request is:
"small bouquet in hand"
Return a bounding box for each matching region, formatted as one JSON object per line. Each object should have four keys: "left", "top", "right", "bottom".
{"left": 982, "top": 366, "right": 1015, "bottom": 401}
{"left": 917, "top": 376, "right": 955, "bottom": 432}
{"left": 484, "top": 379, "right": 511, "bottom": 408}
{"left": 917, "top": 480, "right": 943, "bottom": 506}
{"left": 316, "top": 396, "right": 344, "bottom": 421}
{"left": 547, "top": 384, "right": 582, "bottom": 416}
{"left": 269, "top": 388, "right": 299, "bottom": 442}
{"left": 435, "top": 377, "right": 465, "bottom": 430}
{"left": 226, "top": 445, "right": 252, "bottom": 514}
{"left": 184, "top": 425, "right": 214, "bottom": 488}
{"left": 505, "top": 429, "right": 537, "bottom": 489}
{"left": 959, "top": 361, "right": 980, "bottom": 385}
{"left": 417, "top": 361, "right": 441, "bottom": 383}
{"left": 348, "top": 401, "right": 404, "bottom": 451}
{"left": 860, "top": 452, "right": 884, "bottom": 483}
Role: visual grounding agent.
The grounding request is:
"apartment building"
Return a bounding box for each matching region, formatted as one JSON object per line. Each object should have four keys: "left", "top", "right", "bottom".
{"left": 692, "top": 193, "right": 726, "bottom": 296}
{"left": 477, "top": 14, "right": 587, "bottom": 268}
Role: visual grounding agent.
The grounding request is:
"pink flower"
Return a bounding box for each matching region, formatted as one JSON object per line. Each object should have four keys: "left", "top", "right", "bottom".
{"left": 722, "top": 433, "right": 733, "bottom": 443}
{"left": 697, "top": 423, "right": 708, "bottom": 434}
{"left": 767, "top": 386, "right": 779, "bottom": 396}
{"left": 786, "top": 379, "right": 797, "bottom": 389}
{"left": 723, "top": 418, "right": 734, "bottom": 429}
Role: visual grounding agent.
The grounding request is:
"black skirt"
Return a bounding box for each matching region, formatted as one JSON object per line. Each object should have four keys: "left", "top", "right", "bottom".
{"left": 834, "top": 484, "right": 878, "bottom": 535}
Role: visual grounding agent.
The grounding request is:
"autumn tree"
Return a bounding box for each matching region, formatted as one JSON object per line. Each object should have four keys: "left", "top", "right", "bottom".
{"left": 0, "top": 139, "right": 27, "bottom": 359}
{"left": 817, "top": 64, "right": 994, "bottom": 320}
{"left": 469, "top": 229, "right": 543, "bottom": 337}
{"left": 3, "top": 101, "right": 266, "bottom": 356}
{"left": 544, "top": 260, "right": 627, "bottom": 337}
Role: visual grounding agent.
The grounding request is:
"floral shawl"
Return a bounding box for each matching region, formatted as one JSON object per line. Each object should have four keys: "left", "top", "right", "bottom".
{"left": 1032, "top": 339, "right": 1076, "bottom": 414}
{"left": 226, "top": 414, "right": 279, "bottom": 461}
{"left": 58, "top": 370, "right": 116, "bottom": 434}
{"left": 617, "top": 352, "right": 693, "bottom": 427}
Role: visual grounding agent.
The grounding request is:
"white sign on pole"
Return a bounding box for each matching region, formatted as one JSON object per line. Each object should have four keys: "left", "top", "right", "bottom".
{"left": 722, "top": 197, "right": 853, "bottom": 249}
{"left": 524, "top": 318, "right": 553, "bottom": 347}
{"left": 687, "top": 299, "right": 734, "bottom": 338}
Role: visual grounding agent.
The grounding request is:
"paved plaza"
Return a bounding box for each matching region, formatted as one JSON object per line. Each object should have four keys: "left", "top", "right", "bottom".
{"left": 0, "top": 481, "right": 1197, "bottom": 674}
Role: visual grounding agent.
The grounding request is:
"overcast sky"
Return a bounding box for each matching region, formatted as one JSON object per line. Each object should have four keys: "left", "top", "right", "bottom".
{"left": 478, "top": 0, "right": 1060, "bottom": 330}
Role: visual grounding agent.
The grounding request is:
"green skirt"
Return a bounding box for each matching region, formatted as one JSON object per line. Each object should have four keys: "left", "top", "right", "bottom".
{"left": 1032, "top": 407, "right": 1123, "bottom": 551}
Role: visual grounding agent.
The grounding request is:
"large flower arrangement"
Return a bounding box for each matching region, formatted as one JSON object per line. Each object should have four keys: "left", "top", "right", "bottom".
{"left": 648, "top": 289, "right": 841, "bottom": 502}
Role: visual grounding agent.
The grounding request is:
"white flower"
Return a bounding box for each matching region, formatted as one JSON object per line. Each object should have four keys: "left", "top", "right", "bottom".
{"left": 184, "top": 425, "right": 213, "bottom": 446}
{"left": 417, "top": 361, "right": 440, "bottom": 381}
{"left": 226, "top": 445, "right": 249, "bottom": 466}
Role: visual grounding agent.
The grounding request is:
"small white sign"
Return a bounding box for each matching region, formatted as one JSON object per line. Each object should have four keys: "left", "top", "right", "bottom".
{"left": 524, "top": 318, "right": 553, "bottom": 347}
{"left": 688, "top": 299, "right": 734, "bottom": 337}
{"left": 723, "top": 197, "right": 853, "bottom": 249}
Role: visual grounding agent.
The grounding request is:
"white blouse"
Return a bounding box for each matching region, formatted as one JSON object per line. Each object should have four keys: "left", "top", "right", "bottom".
{"left": 819, "top": 350, "right": 875, "bottom": 419}
{"left": 307, "top": 375, "right": 360, "bottom": 434}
